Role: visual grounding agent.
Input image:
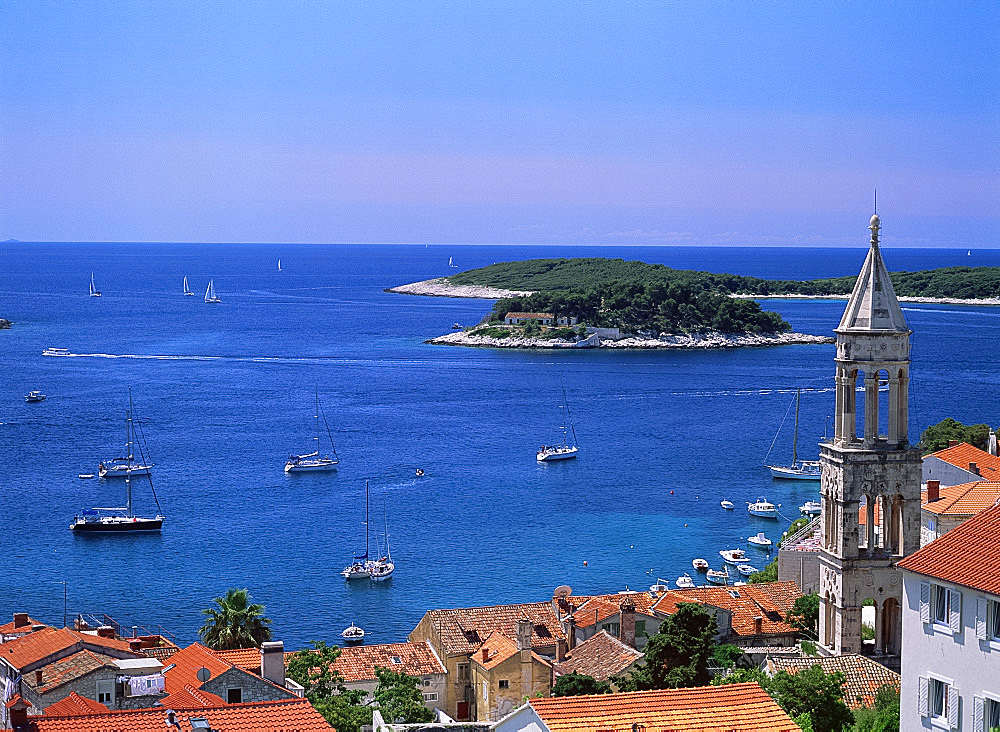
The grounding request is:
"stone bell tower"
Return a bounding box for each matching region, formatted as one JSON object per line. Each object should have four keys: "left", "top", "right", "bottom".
{"left": 817, "top": 213, "right": 922, "bottom": 659}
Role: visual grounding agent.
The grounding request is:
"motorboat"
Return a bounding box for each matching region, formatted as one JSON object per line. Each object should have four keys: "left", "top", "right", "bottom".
{"left": 748, "top": 532, "right": 773, "bottom": 548}
{"left": 766, "top": 389, "right": 821, "bottom": 480}
{"left": 537, "top": 377, "right": 579, "bottom": 462}
{"left": 341, "top": 624, "right": 365, "bottom": 644}
{"left": 800, "top": 501, "right": 822, "bottom": 515}
{"left": 649, "top": 578, "right": 669, "bottom": 592}
{"left": 706, "top": 569, "right": 729, "bottom": 585}
{"left": 285, "top": 389, "right": 340, "bottom": 473}
{"left": 736, "top": 564, "right": 759, "bottom": 577}
{"left": 675, "top": 573, "right": 695, "bottom": 589}
{"left": 720, "top": 549, "right": 748, "bottom": 564}
{"left": 78, "top": 474, "right": 95, "bottom": 479}
{"left": 720, "top": 500, "right": 735, "bottom": 510}
{"left": 452, "top": 323, "right": 463, "bottom": 330}
{"left": 692, "top": 558, "right": 709, "bottom": 571}
{"left": 24, "top": 391, "right": 46, "bottom": 403}
{"left": 748, "top": 498, "right": 778, "bottom": 518}
{"left": 204, "top": 279, "right": 222, "bottom": 303}
{"left": 42, "top": 347, "right": 70, "bottom": 356}
{"left": 89, "top": 273, "right": 101, "bottom": 297}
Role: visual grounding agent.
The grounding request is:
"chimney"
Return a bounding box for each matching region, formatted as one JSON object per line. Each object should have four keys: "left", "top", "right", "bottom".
{"left": 969, "top": 462, "right": 980, "bottom": 476}
{"left": 97, "top": 625, "right": 116, "bottom": 639}
{"left": 129, "top": 639, "right": 143, "bottom": 653}
{"left": 566, "top": 616, "right": 577, "bottom": 651}
{"left": 619, "top": 598, "right": 637, "bottom": 649}
{"left": 515, "top": 619, "right": 532, "bottom": 652}
{"left": 753, "top": 616, "right": 763, "bottom": 636}
{"left": 926, "top": 480, "right": 940, "bottom": 502}
{"left": 7, "top": 695, "right": 29, "bottom": 730}
{"left": 261, "top": 641, "right": 285, "bottom": 687}
{"left": 555, "top": 637, "right": 567, "bottom": 662}
{"left": 12, "top": 613, "right": 29, "bottom": 628}
{"left": 35, "top": 669, "right": 43, "bottom": 685}
{"left": 481, "top": 647, "right": 489, "bottom": 662}
{"left": 949, "top": 440, "right": 959, "bottom": 447}
{"left": 516, "top": 621, "right": 533, "bottom": 699}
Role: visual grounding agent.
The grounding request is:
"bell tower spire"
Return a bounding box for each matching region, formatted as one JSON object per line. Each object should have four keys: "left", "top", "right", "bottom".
{"left": 817, "top": 211, "right": 922, "bottom": 660}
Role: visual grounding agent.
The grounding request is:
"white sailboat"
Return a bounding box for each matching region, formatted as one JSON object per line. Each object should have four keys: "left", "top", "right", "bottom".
{"left": 448, "top": 256, "right": 458, "bottom": 268}
{"left": 89, "top": 273, "right": 101, "bottom": 297}
{"left": 99, "top": 401, "right": 153, "bottom": 478}
{"left": 277, "top": 259, "right": 282, "bottom": 271}
{"left": 183, "top": 277, "right": 195, "bottom": 296}
{"left": 766, "top": 389, "right": 821, "bottom": 480}
{"left": 204, "top": 279, "right": 222, "bottom": 303}
{"left": 342, "top": 480, "right": 373, "bottom": 580}
{"left": 537, "top": 378, "right": 579, "bottom": 462}
{"left": 285, "top": 390, "right": 340, "bottom": 473}
{"left": 370, "top": 499, "right": 394, "bottom": 582}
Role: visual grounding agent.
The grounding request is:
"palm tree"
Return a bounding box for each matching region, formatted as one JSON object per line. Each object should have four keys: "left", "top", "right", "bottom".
{"left": 198, "top": 588, "right": 273, "bottom": 650}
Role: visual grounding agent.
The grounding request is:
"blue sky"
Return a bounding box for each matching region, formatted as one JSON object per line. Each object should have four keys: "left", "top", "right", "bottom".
{"left": 1, "top": 1, "right": 997, "bottom": 246}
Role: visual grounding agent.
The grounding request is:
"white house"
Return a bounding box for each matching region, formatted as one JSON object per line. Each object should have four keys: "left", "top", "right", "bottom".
{"left": 922, "top": 442, "right": 1000, "bottom": 487}
{"left": 897, "top": 501, "right": 1000, "bottom": 732}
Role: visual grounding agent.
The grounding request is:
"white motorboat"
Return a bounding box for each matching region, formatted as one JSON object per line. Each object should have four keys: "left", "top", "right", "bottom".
{"left": 649, "top": 578, "right": 670, "bottom": 592}
{"left": 43, "top": 347, "right": 70, "bottom": 356}
{"left": 183, "top": 276, "right": 195, "bottom": 296}
{"left": 766, "top": 389, "right": 821, "bottom": 480}
{"left": 736, "top": 564, "right": 759, "bottom": 577}
{"left": 692, "top": 558, "right": 709, "bottom": 571}
{"left": 78, "top": 474, "right": 95, "bottom": 479}
{"left": 341, "top": 624, "right": 364, "bottom": 644}
{"left": 720, "top": 549, "right": 748, "bottom": 564}
{"left": 98, "top": 395, "right": 154, "bottom": 478}
{"left": 537, "top": 377, "right": 579, "bottom": 462}
{"left": 343, "top": 480, "right": 373, "bottom": 580}
{"left": 675, "top": 573, "right": 695, "bottom": 589}
{"left": 89, "top": 272, "right": 101, "bottom": 297}
{"left": 720, "top": 500, "right": 735, "bottom": 510}
{"left": 748, "top": 498, "right": 778, "bottom": 518}
{"left": 204, "top": 279, "right": 222, "bottom": 303}
{"left": 800, "top": 500, "right": 822, "bottom": 515}
{"left": 24, "top": 390, "right": 46, "bottom": 403}
{"left": 748, "top": 532, "right": 773, "bottom": 548}
{"left": 451, "top": 323, "right": 463, "bottom": 330}
{"left": 706, "top": 568, "right": 729, "bottom": 585}
{"left": 285, "top": 389, "right": 340, "bottom": 473}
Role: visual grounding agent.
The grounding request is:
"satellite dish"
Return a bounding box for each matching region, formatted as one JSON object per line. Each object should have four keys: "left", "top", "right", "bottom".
{"left": 196, "top": 667, "right": 211, "bottom": 683}
{"left": 553, "top": 585, "right": 572, "bottom": 600}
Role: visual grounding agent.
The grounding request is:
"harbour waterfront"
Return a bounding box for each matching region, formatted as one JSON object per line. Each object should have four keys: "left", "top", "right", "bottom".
{"left": 0, "top": 242, "right": 997, "bottom": 648}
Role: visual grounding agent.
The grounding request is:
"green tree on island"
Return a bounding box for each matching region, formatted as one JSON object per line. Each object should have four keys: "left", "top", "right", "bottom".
{"left": 551, "top": 671, "right": 612, "bottom": 696}
{"left": 198, "top": 588, "right": 272, "bottom": 650}
{"left": 615, "top": 603, "right": 718, "bottom": 690}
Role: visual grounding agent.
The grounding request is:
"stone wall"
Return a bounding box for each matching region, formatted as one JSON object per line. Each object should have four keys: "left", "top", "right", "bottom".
{"left": 203, "top": 667, "right": 297, "bottom": 703}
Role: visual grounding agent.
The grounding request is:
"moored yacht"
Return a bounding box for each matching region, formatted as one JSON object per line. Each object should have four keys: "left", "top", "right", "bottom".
{"left": 341, "top": 624, "right": 364, "bottom": 644}
{"left": 720, "top": 500, "right": 734, "bottom": 510}
{"left": 99, "top": 394, "right": 154, "bottom": 477}
{"left": 675, "top": 573, "right": 695, "bottom": 589}
{"left": 747, "top": 497, "right": 778, "bottom": 518}
{"left": 748, "top": 532, "right": 773, "bottom": 548}
{"left": 24, "top": 390, "right": 46, "bottom": 403}
{"left": 800, "top": 500, "right": 822, "bottom": 515}
{"left": 285, "top": 390, "right": 340, "bottom": 473}
{"left": 720, "top": 548, "right": 748, "bottom": 564}
{"left": 766, "top": 389, "right": 821, "bottom": 480}
{"left": 537, "top": 377, "right": 579, "bottom": 462}
{"left": 343, "top": 480, "right": 373, "bottom": 580}
{"left": 706, "top": 568, "right": 729, "bottom": 585}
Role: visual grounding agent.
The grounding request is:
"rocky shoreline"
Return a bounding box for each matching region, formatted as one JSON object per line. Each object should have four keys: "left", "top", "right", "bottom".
{"left": 427, "top": 330, "right": 834, "bottom": 350}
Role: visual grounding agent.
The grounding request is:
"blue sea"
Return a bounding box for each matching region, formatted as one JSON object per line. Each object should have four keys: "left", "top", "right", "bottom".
{"left": 1, "top": 243, "right": 997, "bottom": 648}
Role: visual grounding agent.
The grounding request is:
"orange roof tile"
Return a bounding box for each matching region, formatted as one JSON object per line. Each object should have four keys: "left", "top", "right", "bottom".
{"left": 898, "top": 501, "right": 1000, "bottom": 595}
{"left": 660, "top": 582, "right": 802, "bottom": 638}
{"left": 25, "top": 649, "right": 110, "bottom": 694}
{"left": 24, "top": 697, "right": 333, "bottom": 731}
{"left": 159, "top": 684, "right": 227, "bottom": 709}
{"left": 418, "top": 602, "right": 565, "bottom": 656}
{"left": 470, "top": 631, "right": 551, "bottom": 671}
{"left": 214, "top": 647, "right": 260, "bottom": 672}
{"left": 553, "top": 630, "right": 642, "bottom": 682}
{"left": 769, "top": 654, "right": 900, "bottom": 710}
{"left": 923, "top": 480, "right": 1000, "bottom": 516}
{"left": 527, "top": 682, "right": 798, "bottom": 731}
{"left": 330, "top": 641, "right": 445, "bottom": 683}
{"left": 0, "top": 628, "right": 123, "bottom": 671}
{"left": 571, "top": 595, "right": 660, "bottom": 630}
{"left": 926, "top": 442, "right": 1000, "bottom": 481}
{"left": 43, "top": 692, "right": 109, "bottom": 716}
{"left": 0, "top": 615, "right": 43, "bottom": 637}
{"left": 162, "top": 643, "right": 234, "bottom": 693}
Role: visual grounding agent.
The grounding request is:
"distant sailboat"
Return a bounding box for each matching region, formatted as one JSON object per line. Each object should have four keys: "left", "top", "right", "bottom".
{"left": 448, "top": 256, "right": 458, "bottom": 268}
{"left": 766, "top": 389, "right": 820, "bottom": 480}
{"left": 183, "top": 277, "right": 194, "bottom": 296}
{"left": 284, "top": 389, "right": 340, "bottom": 473}
{"left": 537, "top": 377, "right": 579, "bottom": 462}
{"left": 204, "top": 279, "right": 222, "bottom": 303}
{"left": 277, "top": 259, "right": 282, "bottom": 271}
{"left": 89, "top": 273, "right": 101, "bottom": 298}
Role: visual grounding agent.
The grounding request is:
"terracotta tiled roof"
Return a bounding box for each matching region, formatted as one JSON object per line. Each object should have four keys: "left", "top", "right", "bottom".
{"left": 923, "top": 480, "right": 1000, "bottom": 516}
{"left": 162, "top": 643, "right": 234, "bottom": 693}
{"left": 527, "top": 682, "right": 798, "bottom": 731}
{"left": 769, "top": 654, "right": 900, "bottom": 710}
{"left": 0, "top": 615, "right": 43, "bottom": 637}
{"left": 159, "top": 684, "right": 227, "bottom": 709}
{"left": 329, "top": 641, "right": 445, "bottom": 683}
{"left": 926, "top": 442, "right": 1000, "bottom": 481}
{"left": 570, "top": 594, "right": 661, "bottom": 630}
{"left": 664, "top": 582, "right": 802, "bottom": 638}
{"left": 470, "top": 631, "right": 551, "bottom": 671}
{"left": 0, "top": 628, "right": 135, "bottom": 671}
{"left": 574, "top": 592, "right": 661, "bottom": 615}
{"left": 24, "top": 698, "right": 333, "bottom": 731}
{"left": 898, "top": 501, "right": 1000, "bottom": 595}
{"left": 142, "top": 645, "right": 179, "bottom": 662}
{"left": 418, "top": 602, "right": 565, "bottom": 656}
{"left": 553, "top": 630, "right": 642, "bottom": 681}
{"left": 43, "top": 692, "right": 109, "bottom": 716}
{"left": 215, "top": 647, "right": 261, "bottom": 672}
{"left": 25, "top": 649, "right": 110, "bottom": 694}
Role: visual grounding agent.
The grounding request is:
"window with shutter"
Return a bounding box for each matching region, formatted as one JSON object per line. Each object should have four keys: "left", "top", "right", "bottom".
{"left": 974, "top": 696, "right": 984, "bottom": 732}
{"left": 990, "top": 599, "right": 1000, "bottom": 641}
{"left": 919, "top": 676, "right": 929, "bottom": 717}
{"left": 920, "top": 582, "right": 932, "bottom": 624}
{"left": 949, "top": 589, "right": 962, "bottom": 633}
{"left": 978, "top": 598, "right": 989, "bottom": 641}
{"left": 947, "top": 685, "right": 959, "bottom": 728}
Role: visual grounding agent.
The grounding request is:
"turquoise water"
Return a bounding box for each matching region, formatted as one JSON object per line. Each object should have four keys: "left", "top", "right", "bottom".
{"left": 0, "top": 242, "right": 997, "bottom": 646}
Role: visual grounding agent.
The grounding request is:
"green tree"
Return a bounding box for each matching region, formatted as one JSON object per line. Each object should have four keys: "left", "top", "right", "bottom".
{"left": 619, "top": 603, "right": 718, "bottom": 690}
{"left": 768, "top": 666, "right": 853, "bottom": 732}
{"left": 852, "top": 685, "right": 900, "bottom": 732}
{"left": 787, "top": 593, "right": 820, "bottom": 639}
{"left": 919, "top": 417, "right": 996, "bottom": 453}
{"left": 710, "top": 667, "right": 768, "bottom": 686}
{"left": 198, "top": 588, "right": 272, "bottom": 650}
{"left": 749, "top": 558, "right": 778, "bottom": 583}
{"left": 711, "top": 644, "right": 744, "bottom": 670}
{"left": 551, "top": 672, "right": 611, "bottom": 697}
{"left": 286, "top": 642, "right": 370, "bottom": 732}
{"left": 373, "top": 667, "right": 435, "bottom": 724}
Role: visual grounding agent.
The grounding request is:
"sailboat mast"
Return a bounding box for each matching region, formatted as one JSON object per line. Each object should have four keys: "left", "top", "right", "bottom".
{"left": 792, "top": 388, "right": 800, "bottom": 466}
{"left": 314, "top": 388, "right": 321, "bottom": 455}
{"left": 365, "top": 479, "right": 370, "bottom": 560}
{"left": 125, "top": 473, "right": 132, "bottom": 518}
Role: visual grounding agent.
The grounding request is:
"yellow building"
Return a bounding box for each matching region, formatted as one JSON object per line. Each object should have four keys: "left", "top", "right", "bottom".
{"left": 469, "top": 623, "right": 552, "bottom": 722}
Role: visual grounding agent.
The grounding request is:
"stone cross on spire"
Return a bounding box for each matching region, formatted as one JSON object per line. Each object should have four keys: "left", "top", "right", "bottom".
{"left": 836, "top": 214, "right": 909, "bottom": 333}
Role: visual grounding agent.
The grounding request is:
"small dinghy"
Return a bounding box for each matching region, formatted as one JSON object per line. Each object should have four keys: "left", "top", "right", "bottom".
{"left": 748, "top": 532, "right": 773, "bottom": 548}
{"left": 675, "top": 573, "right": 695, "bottom": 589}
{"left": 692, "top": 558, "right": 709, "bottom": 571}
{"left": 720, "top": 500, "right": 735, "bottom": 510}
{"left": 736, "top": 564, "right": 758, "bottom": 577}
{"left": 78, "top": 474, "right": 95, "bottom": 479}
{"left": 341, "top": 623, "right": 365, "bottom": 644}
{"left": 706, "top": 568, "right": 729, "bottom": 585}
